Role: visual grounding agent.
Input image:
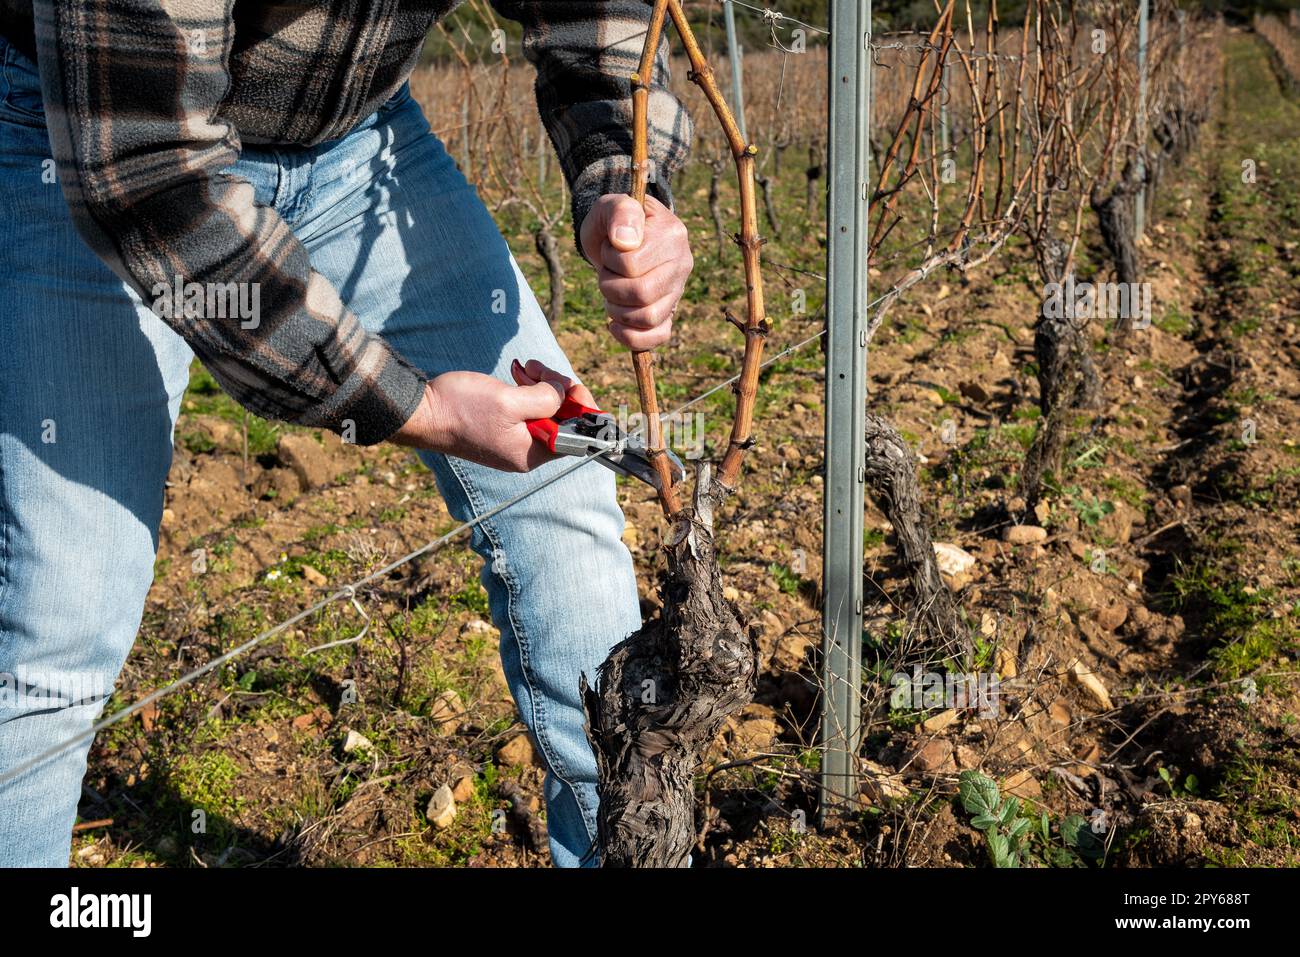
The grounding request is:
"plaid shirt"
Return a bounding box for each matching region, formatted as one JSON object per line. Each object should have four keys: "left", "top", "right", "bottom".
{"left": 0, "top": 1, "right": 691, "bottom": 444}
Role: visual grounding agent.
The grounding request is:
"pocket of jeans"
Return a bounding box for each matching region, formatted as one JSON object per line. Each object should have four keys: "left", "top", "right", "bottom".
{"left": 0, "top": 44, "right": 46, "bottom": 126}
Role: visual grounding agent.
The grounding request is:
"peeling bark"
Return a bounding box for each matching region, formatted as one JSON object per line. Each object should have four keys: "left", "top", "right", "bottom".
{"left": 581, "top": 467, "right": 757, "bottom": 867}
{"left": 1091, "top": 159, "right": 1145, "bottom": 338}
{"left": 1021, "top": 241, "right": 1096, "bottom": 515}
{"left": 1147, "top": 102, "right": 1205, "bottom": 228}
{"left": 863, "top": 415, "right": 970, "bottom": 659}
{"left": 1021, "top": 285, "right": 1092, "bottom": 514}
{"left": 1154, "top": 102, "right": 1203, "bottom": 168}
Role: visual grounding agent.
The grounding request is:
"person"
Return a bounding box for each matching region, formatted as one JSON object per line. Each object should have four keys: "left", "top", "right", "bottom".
{"left": 0, "top": 0, "right": 695, "bottom": 867}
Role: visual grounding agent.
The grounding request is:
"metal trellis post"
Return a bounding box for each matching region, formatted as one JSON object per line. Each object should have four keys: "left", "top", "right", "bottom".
{"left": 723, "top": 0, "right": 749, "bottom": 142}
{"left": 1135, "top": 0, "right": 1149, "bottom": 239}
{"left": 819, "top": 0, "right": 870, "bottom": 820}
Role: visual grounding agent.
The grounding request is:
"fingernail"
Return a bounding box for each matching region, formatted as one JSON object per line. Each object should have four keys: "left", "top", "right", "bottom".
{"left": 614, "top": 225, "right": 641, "bottom": 246}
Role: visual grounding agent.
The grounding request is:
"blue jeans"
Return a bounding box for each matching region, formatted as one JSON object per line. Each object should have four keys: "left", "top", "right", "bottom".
{"left": 0, "top": 36, "right": 639, "bottom": 867}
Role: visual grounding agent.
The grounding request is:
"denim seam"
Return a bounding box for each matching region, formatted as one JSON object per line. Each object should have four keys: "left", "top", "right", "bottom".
{"left": 269, "top": 149, "right": 291, "bottom": 217}
{"left": 299, "top": 156, "right": 321, "bottom": 223}
{"left": 0, "top": 438, "right": 9, "bottom": 617}
{"left": 441, "top": 455, "right": 598, "bottom": 839}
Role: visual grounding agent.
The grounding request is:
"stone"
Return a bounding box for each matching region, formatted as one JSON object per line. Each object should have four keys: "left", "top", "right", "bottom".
{"left": 1033, "top": 499, "right": 1052, "bottom": 526}
{"left": 497, "top": 733, "right": 539, "bottom": 769}
{"left": 773, "top": 630, "right": 815, "bottom": 672}
{"left": 732, "top": 716, "right": 779, "bottom": 754}
{"left": 933, "top": 542, "right": 977, "bottom": 578}
{"left": 292, "top": 707, "right": 329, "bottom": 733}
{"left": 922, "top": 709, "right": 959, "bottom": 733}
{"left": 254, "top": 467, "right": 300, "bottom": 503}
{"left": 426, "top": 784, "right": 456, "bottom": 829}
{"left": 342, "top": 729, "right": 373, "bottom": 755}
{"left": 277, "top": 433, "right": 335, "bottom": 491}
{"left": 428, "top": 690, "right": 467, "bottom": 736}
{"left": 911, "top": 738, "right": 956, "bottom": 774}
{"left": 1095, "top": 603, "right": 1128, "bottom": 632}
{"left": 201, "top": 417, "right": 241, "bottom": 452}
{"left": 452, "top": 775, "right": 476, "bottom": 804}
{"left": 860, "top": 759, "right": 909, "bottom": 803}
{"left": 1003, "top": 524, "right": 1048, "bottom": 545}
{"left": 731, "top": 704, "right": 779, "bottom": 754}
{"left": 996, "top": 645, "right": 1018, "bottom": 679}
{"left": 300, "top": 564, "right": 328, "bottom": 587}
{"left": 1099, "top": 503, "right": 1139, "bottom": 545}
{"left": 758, "top": 607, "right": 785, "bottom": 635}
{"left": 76, "top": 845, "right": 106, "bottom": 865}
{"left": 1001, "top": 769, "right": 1041, "bottom": 799}
{"left": 1072, "top": 743, "right": 1102, "bottom": 778}
{"left": 752, "top": 610, "right": 784, "bottom": 665}
{"left": 1068, "top": 658, "right": 1115, "bottom": 711}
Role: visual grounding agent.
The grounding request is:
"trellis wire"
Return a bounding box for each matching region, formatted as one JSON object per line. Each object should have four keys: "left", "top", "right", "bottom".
{"left": 0, "top": 325, "right": 829, "bottom": 792}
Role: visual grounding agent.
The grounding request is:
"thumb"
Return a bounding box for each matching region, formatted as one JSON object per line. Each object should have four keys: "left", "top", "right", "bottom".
{"left": 606, "top": 195, "right": 646, "bottom": 252}
{"left": 508, "top": 378, "right": 566, "bottom": 421}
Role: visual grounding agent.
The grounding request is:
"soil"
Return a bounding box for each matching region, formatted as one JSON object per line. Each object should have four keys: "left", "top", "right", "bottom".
{"left": 68, "top": 30, "right": 1297, "bottom": 869}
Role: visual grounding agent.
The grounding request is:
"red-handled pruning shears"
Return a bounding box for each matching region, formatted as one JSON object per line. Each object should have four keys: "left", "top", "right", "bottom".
{"left": 526, "top": 397, "right": 686, "bottom": 491}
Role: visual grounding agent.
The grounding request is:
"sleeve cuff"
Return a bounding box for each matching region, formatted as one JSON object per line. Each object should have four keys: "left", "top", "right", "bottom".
{"left": 294, "top": 334, "right": 429, "bottom": 447}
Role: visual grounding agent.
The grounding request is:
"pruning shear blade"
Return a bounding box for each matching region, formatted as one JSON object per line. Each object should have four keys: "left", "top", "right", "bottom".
{"left": 526, "top": 397, "right": 686, "bottom": 491}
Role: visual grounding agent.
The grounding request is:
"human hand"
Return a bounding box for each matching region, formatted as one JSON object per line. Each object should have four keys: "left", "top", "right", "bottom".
{"left": 580, "top": 193, "right": 693, "bottom": 351}
{"left": 391, "top": 359, "right": 591, "bottom": 472}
